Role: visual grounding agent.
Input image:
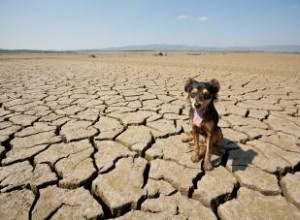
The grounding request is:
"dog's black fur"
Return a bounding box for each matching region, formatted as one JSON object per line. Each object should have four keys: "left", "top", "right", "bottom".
{"left": 183, "top": 78, "right": 223, "bottom": 171}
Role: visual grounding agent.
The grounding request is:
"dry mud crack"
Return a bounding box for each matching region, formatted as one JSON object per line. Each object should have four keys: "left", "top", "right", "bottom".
{"left": 1, "top": 53, "right": 300, "bottom": 219}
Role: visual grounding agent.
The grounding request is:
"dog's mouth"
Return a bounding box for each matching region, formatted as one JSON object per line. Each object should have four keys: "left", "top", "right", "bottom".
{"left": 193, "top": 108, "right": 203, "bottom": 126}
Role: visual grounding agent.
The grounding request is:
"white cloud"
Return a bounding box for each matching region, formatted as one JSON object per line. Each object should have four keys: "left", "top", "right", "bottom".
{"left": 198, "top": 16, "right": 208, "bottom": 21}
{"left": 177, "top": 15, "right": 188, "bottom": 20}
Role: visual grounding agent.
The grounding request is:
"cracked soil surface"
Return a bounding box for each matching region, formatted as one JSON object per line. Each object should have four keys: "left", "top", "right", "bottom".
{"left": 0, "top": 53, "right": 300, "bottom": 219}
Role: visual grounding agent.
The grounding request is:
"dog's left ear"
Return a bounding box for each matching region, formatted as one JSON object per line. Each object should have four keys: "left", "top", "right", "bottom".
{"left": 209, "top": 79, "right": 220, "bottom": 93}
{"left": 184, "top": 78, "right": 194, "bottom": 92}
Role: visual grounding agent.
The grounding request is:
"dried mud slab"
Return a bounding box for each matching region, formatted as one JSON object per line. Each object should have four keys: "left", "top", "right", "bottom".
{"left": 116, "top": 125, "right": 153, "bottom": 154}
{"left": 0, "top": 190, "right": 34, "bottom": 220}
{"left": 280, "top": 173, "right": 300, "bottom": 209}
{"left": 144, "top": 179, "right": 177, "bottom": 197}
{"left": 0, "top": 161, "right": 33, "bottom": 192}
{"left": 32, "top": 186, "right": 103, "bottom": 219}
{"left": 145, "top": 134, "right": 199, "bottom": 169}
{"left": 114, "top": 210, "right": 176, "bottom": 220}
{"left": 218, "top": 187, "right": 300, "bottom": 220}
{"left": 60, "top": 119, "right": 98, "bottom": 142}
{"left": 193, "top": 166, "right": 237, "bottom": 207}
{"left": 3, "top": 131, "right": 61, "bottom": 164}
{"left": 149, "top": 159, "right": 201, "bottom": 196}
{"left": 9, "top": 114, "right": 38, "bottom": 126}
{"left": 94, "top": 140, "right": 137, "bottom": 173}
{"left": 229, "top": 165, "right": 281, "bottom": 195}
{"left": 0, "top": 124, "right": 21, "bottom": 142}
{"left": 94, "top": 116, "right": 124, "bottom": 140}
{"left": 109, "top": 111, "right": 154, "bottom": 125}
{"left": 34, "top": 139, "right": 96, "bottom": 188}
{"left": 14, "top": 122, "right": 56, "bottom": 138}
{"left": 147, "top": 119, "right": 182, "bottom": 138}
{"left": 141, "top": 192, "right": 217, "bottom": 220}
{"left": 55, "top": 146, "right": 96, "bottom": 188}
{"left": 92, "top": 157, "right": 148, "bottom": 217}
{"left": 30, "top": 163, "right": 58, "bottom": 193}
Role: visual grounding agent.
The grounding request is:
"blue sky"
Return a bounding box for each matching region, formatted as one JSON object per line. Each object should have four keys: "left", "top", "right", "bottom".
{"left": 0, "top": 0, "right": 300, "bottom": 50}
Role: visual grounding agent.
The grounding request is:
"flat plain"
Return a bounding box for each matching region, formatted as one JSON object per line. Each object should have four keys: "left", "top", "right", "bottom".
{"left": 0, "top": 52, "right": 300, "bottom": 219}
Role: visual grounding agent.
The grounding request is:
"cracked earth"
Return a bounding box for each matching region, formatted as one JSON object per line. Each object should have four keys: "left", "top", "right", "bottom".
{"left": 0, "top": 53, "right": 300, "bottom": 220}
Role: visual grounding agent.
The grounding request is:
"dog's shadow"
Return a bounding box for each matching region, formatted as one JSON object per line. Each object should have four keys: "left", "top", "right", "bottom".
{"left": 213, "top": 138, "right": 258, "bottom": 171}
{"left": 189, "top": 138, "right": 258, "bottom": 172}
{"left": 186, "top": 137, "right": 257, "bottom": 171}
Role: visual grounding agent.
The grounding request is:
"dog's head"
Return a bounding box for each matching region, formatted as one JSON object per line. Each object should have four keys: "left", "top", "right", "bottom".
{"left": 184, "top": 78, "right": 220, "bottom": 110}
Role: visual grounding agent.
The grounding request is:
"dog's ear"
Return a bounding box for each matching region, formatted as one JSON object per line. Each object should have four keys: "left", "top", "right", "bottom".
{"left": 209, "top": 79, "right": 220, "bottom": 93}
{"left": 184, "top": 78, "right": 195, "bottom": 92}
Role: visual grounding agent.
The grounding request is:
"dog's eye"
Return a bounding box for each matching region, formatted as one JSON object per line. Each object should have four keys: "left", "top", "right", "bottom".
{"left": 190, "top": 93, "right": 196, "bottom": 98}
{"left": 203, "top": 93, "right": 211, "bottom": 99}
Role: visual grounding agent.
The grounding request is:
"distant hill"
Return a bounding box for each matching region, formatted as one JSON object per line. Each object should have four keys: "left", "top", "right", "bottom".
{"left": 224, "top": 45, "right": 300, "bottom": 53}
{"left": 102, "top": 44, "right": 300, "bottom": 53}
{"left": 1, "top": 44, "right": 300, "bottom": 53}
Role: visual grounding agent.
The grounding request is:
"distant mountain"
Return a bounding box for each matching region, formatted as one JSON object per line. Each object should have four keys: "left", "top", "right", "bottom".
{"left": 88, "top": 44, "right": 300, "bottom": 53}
{"left": 1, "top": 44, "right": 300, "bottom": 53}
{"left": 96, "top": 44, "right": 211, "bottom": 52}
{"left": 224, "top": 45, "right": 300, "bottom": 53}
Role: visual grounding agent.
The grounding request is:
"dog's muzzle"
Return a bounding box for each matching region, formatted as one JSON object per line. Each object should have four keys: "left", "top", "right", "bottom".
{"left": 194, "top": 103, "right": 201, "bottom": 108}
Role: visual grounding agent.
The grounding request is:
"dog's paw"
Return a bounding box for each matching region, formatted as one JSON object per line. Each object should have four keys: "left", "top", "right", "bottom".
{"left": 203, "top": 162, "right": 213, "bottom": 171}
{"left": 191, "top": 153, "right": 200, "bottom": 163}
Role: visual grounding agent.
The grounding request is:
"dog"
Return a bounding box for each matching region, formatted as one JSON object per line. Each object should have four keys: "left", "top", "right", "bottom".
{"left": 182, "top": 78, "right": 223, "bottom": 171}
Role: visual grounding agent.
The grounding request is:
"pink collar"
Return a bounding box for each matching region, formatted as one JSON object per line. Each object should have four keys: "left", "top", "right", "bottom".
{"left": 193, "top": 109, "right": 203, "bottom": 127}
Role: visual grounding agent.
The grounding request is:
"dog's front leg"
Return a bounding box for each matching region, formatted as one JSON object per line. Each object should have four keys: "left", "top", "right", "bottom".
{"left": 191, "top": 125, "right": 200, "bottom": 162}
{"left": 203, "top": 133, "right": 213, "bottom": 171}
{"left": 182, "top": 122, "right": 194, "bottom": 143}
{"left": 213, "top": 127, "right": 225, "bottom": 156}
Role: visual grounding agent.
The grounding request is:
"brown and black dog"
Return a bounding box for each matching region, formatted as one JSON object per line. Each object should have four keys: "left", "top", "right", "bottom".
{"left": 182, "top": 78, "right": 223, "bottom": 171}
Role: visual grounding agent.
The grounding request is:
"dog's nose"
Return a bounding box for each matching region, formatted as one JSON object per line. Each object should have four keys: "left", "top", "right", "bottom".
{"left": 194, "top": 103, "right": 201, "bottom": 108}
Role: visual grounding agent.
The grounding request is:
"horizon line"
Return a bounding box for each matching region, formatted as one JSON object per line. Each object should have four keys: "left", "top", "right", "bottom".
{"left": 1, "top": 44, "right": 300, "bottom": 53}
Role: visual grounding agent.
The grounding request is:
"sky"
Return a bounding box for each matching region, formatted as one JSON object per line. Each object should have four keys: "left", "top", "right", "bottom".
{"left": 0, "top": 0, "right": 300, "bottom": 50}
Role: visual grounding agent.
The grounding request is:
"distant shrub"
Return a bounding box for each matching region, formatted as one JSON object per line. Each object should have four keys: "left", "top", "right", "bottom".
{"left": 154, "top": 52, "right": 167, "bottom": 56}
